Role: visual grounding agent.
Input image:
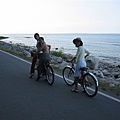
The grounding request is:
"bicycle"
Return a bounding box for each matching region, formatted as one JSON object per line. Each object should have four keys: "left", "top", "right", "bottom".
{"left": 30, "top": 51, "right": 54, "bottom": 85}
{"left": 62, "top": 61, "right": 98, "bottom": 97}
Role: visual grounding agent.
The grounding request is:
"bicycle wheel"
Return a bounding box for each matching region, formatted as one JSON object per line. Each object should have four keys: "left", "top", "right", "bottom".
{"left": 82, "top": 72, "right": 98, "bottom": 97}
{"left": 45, "top": 65, "right": 54, "bottom": 85}
{"left": 63, "top": 67, "right": 75, "bottom": 86}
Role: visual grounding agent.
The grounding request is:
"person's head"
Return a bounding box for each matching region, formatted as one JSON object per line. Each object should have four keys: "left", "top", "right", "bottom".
{"left": 34, "top": 33, "right": 40, "bottom": 41}
{"left": 73, "top": 37, "right": 83, "bottom": 47}
{"left": 40, "top": 37, "right": 44, "bottom": 41}
{"left": 40, "top": 37, "right": 44, "bottom": 44}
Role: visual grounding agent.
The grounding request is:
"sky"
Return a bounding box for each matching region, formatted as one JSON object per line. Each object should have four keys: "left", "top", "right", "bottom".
{"left": 0, "top": 0, "right": 120, "bottom": 34}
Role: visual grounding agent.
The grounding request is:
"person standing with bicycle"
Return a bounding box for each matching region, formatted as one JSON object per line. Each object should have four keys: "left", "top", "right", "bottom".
{"left": 71, "top": 37, "right": 90, "bottom": 92}
{"left": 29, "top": 33, "right": 41, "bottom": 78}
{"left": 29, "top": 33, "right": 51, "bottom": 78}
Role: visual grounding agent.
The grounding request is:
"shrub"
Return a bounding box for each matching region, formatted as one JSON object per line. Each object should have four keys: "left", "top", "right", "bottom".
{"left": 50, "top": 50, "right": 65, "bottom": 57}
{"left": 0, "top": 36, "right": 9, "bottom": 40}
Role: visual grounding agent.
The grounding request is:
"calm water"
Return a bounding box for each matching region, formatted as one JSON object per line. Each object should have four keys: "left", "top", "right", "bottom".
{"left": 1, "top": 33, "right": 120, "bottom": 61}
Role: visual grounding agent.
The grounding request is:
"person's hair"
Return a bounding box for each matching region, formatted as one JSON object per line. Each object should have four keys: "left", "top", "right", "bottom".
{"left": 40, "top": 37, "right": 44, "bottom": 41}
{"left": 34, "top": 33, "right": 39, "bottom": 39}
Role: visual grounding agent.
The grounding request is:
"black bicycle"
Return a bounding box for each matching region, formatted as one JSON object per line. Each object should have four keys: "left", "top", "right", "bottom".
{"left": 36, "top": 59, "right": 54, "bottom": 85}
{"left": 62, "top": 61, "right": 98, "bottom": 97}
{"left": 30, "top": 51, "right": 54, "bottom": 85}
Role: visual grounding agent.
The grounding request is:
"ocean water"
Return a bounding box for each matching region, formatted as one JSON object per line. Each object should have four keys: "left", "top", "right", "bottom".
{"left": 1, "top": 33, "right": 120, "bottom": 62}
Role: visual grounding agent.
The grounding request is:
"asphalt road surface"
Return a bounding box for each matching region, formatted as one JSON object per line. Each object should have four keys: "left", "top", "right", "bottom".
{"left": 0, "top": 50, "right": 120, "bottom": 120}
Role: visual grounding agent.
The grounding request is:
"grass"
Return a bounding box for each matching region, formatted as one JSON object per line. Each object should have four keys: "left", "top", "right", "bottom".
{"left": 0, "top": 46, "right": 32, "bottom": 61}
{"left": 50, "top": 50, "right": 65, "bottom": 57}
{"left": 99, "top": 81, "right": 120, "bottom": 96}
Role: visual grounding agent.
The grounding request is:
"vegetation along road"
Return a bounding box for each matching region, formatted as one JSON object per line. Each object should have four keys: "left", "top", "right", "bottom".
{"left": 0, "top": 50, "right": 120, "bottom": 120}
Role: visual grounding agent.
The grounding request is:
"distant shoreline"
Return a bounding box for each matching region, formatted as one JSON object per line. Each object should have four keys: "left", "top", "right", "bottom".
{"left": 0, "top": 36, "right": 9, "bottom": 40}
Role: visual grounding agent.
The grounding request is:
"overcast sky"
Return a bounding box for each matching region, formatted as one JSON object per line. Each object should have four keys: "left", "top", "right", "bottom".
{"left": 0, "top": 0, "right": 120, "bottom": 34}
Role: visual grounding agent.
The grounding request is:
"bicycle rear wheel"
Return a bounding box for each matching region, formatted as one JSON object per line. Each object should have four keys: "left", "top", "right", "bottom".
{"left": 45, "top": 65, "right": 54, "bottom": 85}
{"left": 63, "top": 67, "right": 75, "bottom": 86}
{"left": 82, "top": 72, "right": 98, "bottom": 97}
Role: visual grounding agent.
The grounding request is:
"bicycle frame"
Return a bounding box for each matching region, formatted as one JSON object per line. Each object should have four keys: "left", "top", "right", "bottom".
{"left": 63, "top": 60, "right": 99, "bottom": 97}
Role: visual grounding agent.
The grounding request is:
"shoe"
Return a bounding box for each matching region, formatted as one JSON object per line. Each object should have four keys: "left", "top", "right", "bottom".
{"left": 82, "top": 89, "right": 86, "bottom": 93}
{"left": 29, "top": 73, "right": 34, "bottom": 78}
{"left": 71, "top": 89, "right": 79, "bottom": 93}
{"left": 36, "top": 76, "right": 40, "bottom": 81}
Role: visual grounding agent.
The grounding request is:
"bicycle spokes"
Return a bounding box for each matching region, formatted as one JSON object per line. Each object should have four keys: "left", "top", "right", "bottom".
{"left": 83, "top": 73, "right": 98, "bottom": 97}
{"left": 46, "top": 66, "right": 54, "bottom": 85}
{"left": 63, "top": 67, "right": 75, "bottom": 86}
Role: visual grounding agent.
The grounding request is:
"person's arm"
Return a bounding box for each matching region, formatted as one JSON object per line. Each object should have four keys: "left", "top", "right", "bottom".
{"left": 71, "top": 56, "right": 76, "bottom": 62}
{"left": 37, "top": 42, "right": 45, "bottom": 53}
{"left": 47, "top": 44, "right": 51, "bottom": 53}
{"left": 85, "top": 49, "right": 90, "bottom": 58}
{"left": 71, "top": 47, "right": 80, "bottom": 62}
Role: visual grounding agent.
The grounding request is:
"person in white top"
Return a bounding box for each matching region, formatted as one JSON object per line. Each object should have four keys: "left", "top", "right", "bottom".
{"left": 71, "top": 37, "right": 90, "bottom": 92}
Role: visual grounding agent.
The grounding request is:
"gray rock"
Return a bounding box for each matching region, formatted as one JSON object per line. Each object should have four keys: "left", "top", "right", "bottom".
{"left": 102, "top": 69, "right": 111, "bottom": 76}
{"left": 86, "top": 56, "right": 99, "bottom": 70}
{"left": 93, "top": 70, "right": 104, "bottom": 78}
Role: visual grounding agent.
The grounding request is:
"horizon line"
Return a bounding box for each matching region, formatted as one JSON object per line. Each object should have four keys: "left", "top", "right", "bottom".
{"left": 1, "top": 32, "right": 120, "bottom": 35}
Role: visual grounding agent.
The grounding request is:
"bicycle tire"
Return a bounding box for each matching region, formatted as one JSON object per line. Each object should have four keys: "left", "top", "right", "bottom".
{"left": 63, "top": 66, "right": 75, "bottom": 86}
{"left": 45, "top": 65, "right": 54, "bottom": 85}
{"left": 82, "top": 72, "right": 98, "bottom": 97}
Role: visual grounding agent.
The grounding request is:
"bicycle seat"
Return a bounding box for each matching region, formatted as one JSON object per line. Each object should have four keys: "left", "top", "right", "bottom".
{"left": 80, "top": 67, "right": 88, "bottom": 71}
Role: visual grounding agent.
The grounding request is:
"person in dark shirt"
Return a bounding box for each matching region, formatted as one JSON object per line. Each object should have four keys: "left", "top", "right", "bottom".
{"left": 29, "top": 33, "right": 51, "bottom": 78}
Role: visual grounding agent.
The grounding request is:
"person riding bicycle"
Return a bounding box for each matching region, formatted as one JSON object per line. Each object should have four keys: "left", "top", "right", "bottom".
{"left": 29, "top": 33, "right": 51, "bottom": 78}
{"left": 71, "top": 37, "right": 90, "bottom": 92}
{"left": 36, "top": 37, "right": 51, "bottom": 79}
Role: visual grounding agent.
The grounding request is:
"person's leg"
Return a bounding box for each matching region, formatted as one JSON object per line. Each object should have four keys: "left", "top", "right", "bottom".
{"left": 71, "top": 61, "right": 80, "bottom": 92}
{"left": 30, "top": 54, "right": 37, "bottom": 75}
{"left": 74, "top": 76, "right": 79, "bottom": 90}
{"left": 71, "top": 60, "right": 87, "bottom": 92}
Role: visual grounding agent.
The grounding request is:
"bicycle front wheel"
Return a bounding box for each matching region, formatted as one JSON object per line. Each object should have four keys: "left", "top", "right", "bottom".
{"left": 63, "top": 67, "right": 75, "bottom": 86}
{"left": 46, "top": 65, "right": 54, "bottom": 85}
{"left": 82, "top": 72, "right": 98, "bottom": 97}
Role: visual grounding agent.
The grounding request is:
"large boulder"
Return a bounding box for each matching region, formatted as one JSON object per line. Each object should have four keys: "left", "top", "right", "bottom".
{"left": 86, "top": 56, "right": 99, "bottom": 70}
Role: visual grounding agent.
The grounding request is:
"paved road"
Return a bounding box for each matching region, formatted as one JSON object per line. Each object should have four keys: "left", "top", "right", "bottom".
{"left": 0, "top": 50, "right": 120, "bottom": 120}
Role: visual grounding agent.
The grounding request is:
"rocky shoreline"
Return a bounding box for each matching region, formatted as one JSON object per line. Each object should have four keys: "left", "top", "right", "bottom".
{"left": 0, "top": 40, "right": 120, "bottom": 96}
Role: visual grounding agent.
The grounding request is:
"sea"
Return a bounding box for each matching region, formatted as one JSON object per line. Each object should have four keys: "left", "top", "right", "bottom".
{"left": 1, "top": 33, "right": 120, "bottom": 63}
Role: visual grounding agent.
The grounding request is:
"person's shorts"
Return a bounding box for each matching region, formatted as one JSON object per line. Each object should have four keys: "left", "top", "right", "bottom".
{"left": 74, "top": 60, "right": 86, "bottom": 77}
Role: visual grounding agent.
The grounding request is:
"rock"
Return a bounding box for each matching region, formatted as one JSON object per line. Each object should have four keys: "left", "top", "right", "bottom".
{"left": 102, "top": 69, "right": 111, "bottom": 76}
{"left": 93, "top": 70, "right": 104, "bottom": 78}
{"left": 86, "top": 56, "right": 99, "bottom": 70}
{"left": 114, "top": 74, "right": 120, "bottom": 79}
{"left": 23, "top": 50, "right": 31, "bottom": 57}
{"left": 109, "top": 83, "right": 115, "bottom": 87}
{"left": 56, "top": 57, "right": 63, "bottom": 63}
{"left": 51, "top": 55, "right": 63, "bottom": 63}
{"left": 116, "top": 78, "right": 120, "bottom": 82}
{"left": 59, "top": 61, "right": 68, "bottom": 69}
{"left": 109, "top": 71, "right": 120, "bottom": 78}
